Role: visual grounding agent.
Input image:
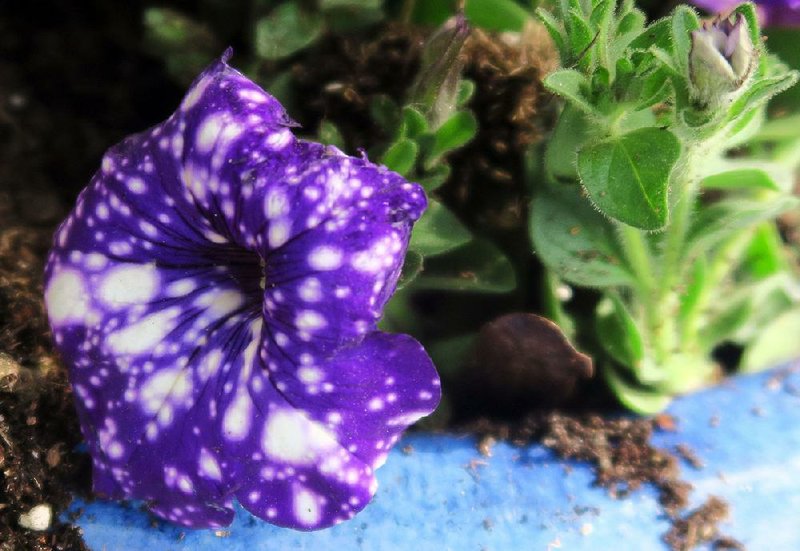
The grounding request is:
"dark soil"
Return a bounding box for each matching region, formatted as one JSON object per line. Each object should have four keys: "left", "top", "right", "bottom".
{"left": 0, "top": 2, "right": 180, "bottom": 549}
{"left": 466, "top": 413, "right": 743, "bottom": 551}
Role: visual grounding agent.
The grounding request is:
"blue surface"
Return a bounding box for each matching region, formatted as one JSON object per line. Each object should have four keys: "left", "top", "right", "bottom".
{"left": 69, "top": 363, "right": 800, "bottom": 550}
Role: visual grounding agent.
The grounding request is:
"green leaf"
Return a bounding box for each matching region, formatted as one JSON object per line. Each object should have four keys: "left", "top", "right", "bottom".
{"left": 409, "top": 200, "right": 473, "bottom": 257}
{"left": 320, "top": 0, "right": 381, "bottom": 9}
{"left": 427, "top": 111, "right": 477, "bottom": 163}
{"left": 699, "top": 297, "right": 752, "bottom": 351}
{"left": 426, "top": 334, "right": 477, "bottom": 377}
{"left": 670, "top": 6, "right": 700, "bottom": 76}
{"left": 567, "top": 9, "right": 595, "bottom": 66}
{"left": 629, "top": 17, "right": 671, "bottom": 52}
{"left": 465, "top": 0, "right": 530, "bottom": 32}
{"left": 546, "top": 104, "right": 590, "bottom": 180}
{"left": 686, "top": 195, "right": 800, "bottom": 257}
{"left": 635, "top": 67, "right": 673, "bottom": 109}
{"left": 701, "top": 168, "right": 780, "bottom": 192}
{"left": 142, "top": 8, "right": 219, "bottom": 84}
{"left": 318, "top": 121, "right": 346, "bottom": 151}
{"left": 741, "top": 307, "right": 800, "bottom": 372}
{"left": 396, "top": 249, "right": 424, "bottom": 290}
{"left": 604, "top": 365, "right": 672, "bottom": 414}
{"left": 381, "top": 139, "right": 418, "bottom": 176}
{"left": 543, "top": 69, "right": 595, "bottom": 114}
{"left": 254, "top": 3, "right": 324, "bottom": 60}
{"left": 417, "top": 163, "right": 451, "bottom": 193}
{"left": 728, "top": 73, "right": 800, "bottom": 122}
{"left": 596, "top": 295, "right": 644, "bottom": 368}
{"left": 399, "top": 106, "right": 429, "bottom": 140}
{"left": 415, "top": 238, "right": 516, "bottom": 293}
{"left": 677, "top": 256, "right": 707, "bottom": 328}
{"left": 370, "top": 95, "right": 401, "bottom": 134}
{"left": 529, "top": 184, "right": 634, "bottom": 287}
{"left": 741, "top": 223, "right": 786, "bottom": 279}
{"left": 456, "top": 79, "right": 475, "bottom": 107}
{"left": 615, "top": 9, "right": 646, "bottom": 39}
{"left": 577, "top": 127, "right": 680, "bottom": 230}
{"left": 732, "top": 2, "right": 761, "bottom": 45}
{"left": 536, "top": 8, "right": 567, "bottom": 59}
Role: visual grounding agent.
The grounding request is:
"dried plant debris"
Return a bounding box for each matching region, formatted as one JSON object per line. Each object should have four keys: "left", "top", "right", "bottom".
{"left": 440, "top": 22, "right": 558, "bottom": 236}
{"left": 467, "top": 413, "right": 742, "bottom": 550}
{"left": 288, "top": 23, "right": 424, "bottom": 150}
{"left": 664, "top": 497, "right": 742, "bottom": 551}
{"left": 0, "top": 360, "right": 91, "bottom": 551}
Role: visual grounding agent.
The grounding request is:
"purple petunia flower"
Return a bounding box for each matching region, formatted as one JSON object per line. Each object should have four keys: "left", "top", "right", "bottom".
{"left": 691, "top": 0, "right": 800, "bottom": 27}
{"left": 43, "top": 50, "right": 440, "bottom": 531}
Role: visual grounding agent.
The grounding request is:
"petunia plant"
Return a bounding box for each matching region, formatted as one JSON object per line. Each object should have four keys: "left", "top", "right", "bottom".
{"left": 534, "top": 0, "right": 800, "bottom": 412}
{"left": 43, "top": 50, "right": 440, "bottom": 530}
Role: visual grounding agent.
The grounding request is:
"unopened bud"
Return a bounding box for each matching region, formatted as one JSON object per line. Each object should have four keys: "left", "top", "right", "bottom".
{"left": 409, "top": 14, "right": 470, "bottom": 129}
{"left": 689, "top": 13, "right": 756, "bottom": 108}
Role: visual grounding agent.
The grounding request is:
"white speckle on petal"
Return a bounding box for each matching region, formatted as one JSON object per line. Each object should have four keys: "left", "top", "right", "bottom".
{"left": 293, "top": 487, "right": 321, "bottom": 526}
{"left": 261, "top": 409, "right": 337, "bottom": 464}
{"left": 198, "top": 448, "right": 223, "bottom": 481}
{"left": 45, "top": 269, "right": 90, "bottom": 326}
{"left": 222, "top": 388, "right": 253, "bottom": 441}
{"left": 308, "top": 246, "right": 342, "bottom": 271}
{"left": 107, "top": 307, "right": 180, "bottom": 355}
{"left": 196, "top": 113, "right": 226, "bottom": 153}
{"left": 295, "top": 311, "right": 326, "bottom": 332}
{"left": 99, "top": 264, "right": 158, "bottom": 308}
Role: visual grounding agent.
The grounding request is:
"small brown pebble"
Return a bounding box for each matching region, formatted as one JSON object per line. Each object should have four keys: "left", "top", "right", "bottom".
{"left": 401, "top": 444, "right": 414, "bottom": 455}
{"left": 712, "top": 536, "right": 746, "bottom": 550}
{"left": 46, "top": 444, "right": 62, "bottom": 468}
{"left": 675, "top": 444, "right": 704, "bottom": 470}
{"left": 478, "top": 435, "right": 496, "bottom": 457}
{"left": 654, "top": 413, "right": 677, "bottom": 432}
{"left": 709, "top": 415, "right": 721, "bottom": 428}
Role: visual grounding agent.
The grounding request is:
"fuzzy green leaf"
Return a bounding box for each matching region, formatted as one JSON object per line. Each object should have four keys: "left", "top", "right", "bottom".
{"left": 596, "top": 295, "right": 644, "bottom": 368}
{"left": 701, "top": 168, "right": 781, "bottom": 192}
{"left": 670, "top": 6, "right": 700, "bottom": 76}
{"left": 415, "top": 238, "right": 516, "bottom": 293}
{"left": 396, "top": 249, "right": 424, "bottom": 290}
{"left": 428, "top": 111, "right": 477, "bottom": 163}
{"left": 741, "top": 223, "right": 786, "bottom": 279}
{"left": 543, "top": 69, "right": 595, "bottom": 114}
{"left": 536, "top": 8, "right": 567, "bottom": 59}
{"left": 381, "top": 138, "right": 418, "bottom": 176}
{"left": 686, "top": 195, "right": 800, "bottom": 257}
{"left": 728, "top": 73, "right": 800, "bottom": 122}
{"left": 318, "top": 121, "right": 346, "bottom": 151}
{"left": 370, "top": 95, "right": 401, "bottom": 134}
{"left": 546, "top": 104, "right": 590, "bottom": 180}
{"left": 604, "top": 365, "right": 672, "bottom": 414}
{"left": 577, "top": 127, "right": 680, "bottom": 230}
{"left": 410, "top": 200, "right": 473, "bottom": 257}
{"left": 456, "top": 79, "right": 476, "bottom": 107}
{"left": 741, "top": 307, "right": 800, "bottom": 372}
{"left": 629, "top": 18, "right": 671, "bottom": 52}
{"left": 530, "top": 184, "right": 633, "bottom": 287}
{"left": 465, "top": 0, "right": 530, "bottom": 32}
{"left": 254, "top": 3, "right": 324, "bottom": 60}
{"left": 400, "top": 106, "right": 429, "bottom": 139}
{"left": 699, "top": 297, "right": 752, "bottom": 351}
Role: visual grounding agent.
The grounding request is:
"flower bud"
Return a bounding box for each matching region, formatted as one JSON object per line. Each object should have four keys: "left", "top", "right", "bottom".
{"left": 689, "top": 13, "right": 757, "bottom": 107}
{"left": 409, "top": 14, "right": 470, "bottom": 129}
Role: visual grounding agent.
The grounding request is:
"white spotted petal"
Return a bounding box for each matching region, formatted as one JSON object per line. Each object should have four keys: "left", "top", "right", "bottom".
{"left": 44, "top": 50, "right": 439, "bottom": 531}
